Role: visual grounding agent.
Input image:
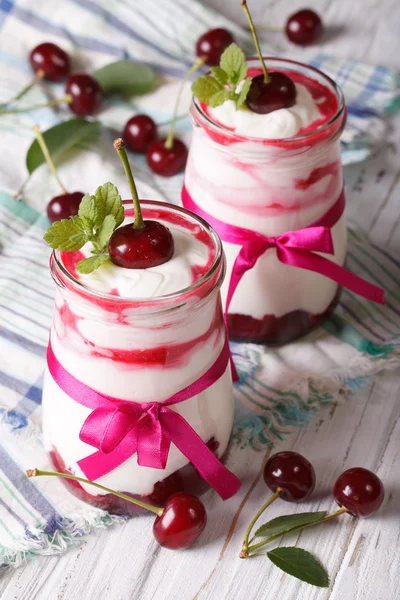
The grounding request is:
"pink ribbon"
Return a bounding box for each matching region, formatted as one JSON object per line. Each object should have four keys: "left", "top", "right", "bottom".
{"left": 182, "top": 186, "right": 385, "bottom": 312}
{"left": 47, "top": 338, "right": 241, "bottom": 500}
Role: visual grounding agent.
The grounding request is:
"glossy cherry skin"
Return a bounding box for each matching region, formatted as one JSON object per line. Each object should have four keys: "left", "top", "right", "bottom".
{"left": 333, "top": 468, "right": 385, "bottom": 518}
{"left": 29, "top": 42, "right": 71, "bottom": 82}
{"left": 285, "top": 9, "right": 323, "bottom": 46}
{"left": 65, "top": 74, "right": 103, "bottom": 116}
{"left": 146, "top": 138, "right": 188, "bottom": 177}
{"left": 46, "top": 191, "right": 84, "bottom": 222}
{"left": 196, "top": 28, "right": 234, "bottom": 66}
{"left": 246, "top": 72, "right": 297, "bottom": 115}
{"left": 153, "top": 493, "right": 207, "bottom": 550}
{"left": 124, "top": 114, "right": 157, "bottom": 153}
{"left": 263, "top": 451, "right": 316, "bottom": 502}
{"left": 108, "top": 220, "right": 174, "bottom": 269}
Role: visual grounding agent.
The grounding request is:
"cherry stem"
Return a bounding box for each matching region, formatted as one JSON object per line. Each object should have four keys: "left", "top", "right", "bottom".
{"left": 0, "top": 94, "right": 72, "bottom": 115}
{"left": 113, "top": 138, "right": 144, "bottom": 231}
{"left": 26, "top": 468, "right": 163, "bottom": 516}
{"left": 241, "top": 0, "right": 270, "bottom": 84}
{"left": 240, "top": 487, "right": 283, "bottom": 558}
{"left": 0, "top": 69, "right": 46, "bottom": 109}
{"left": 253, "top": 24, "right": 284, "bottom": 32}
{"left": 246, "top": 505, "right": 349, "bottom": 556}
{"left": 33, "top": 124, "right": 68, "bottom": 195}
{"left": 165, "top": 56, "right": 206, "bottom": 150}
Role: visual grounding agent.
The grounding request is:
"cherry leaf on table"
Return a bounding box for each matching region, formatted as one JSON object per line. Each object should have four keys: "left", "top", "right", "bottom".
{"left": 93, "top": 60, "right": 156, "bottom": 98}
{"left": 254, "top": 511, "right": 327, "bottom": 542}
{"left": 43, "top": 219, "right": 88, "bottom": 251}
{"left": 26, "top": 118, "right": 100, "bottom": 175}
{"left": 76, "top": 254, "right": 110, "bottom": 275}
{"left": 267, "top": 547, "right": 329, "bottom": 588}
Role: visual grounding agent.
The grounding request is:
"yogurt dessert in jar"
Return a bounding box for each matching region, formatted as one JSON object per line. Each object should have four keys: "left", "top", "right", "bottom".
{"left": 42, "top": 142, "right": 240, "bottom": 513}
{"left": 184, "top": 55, "right": 347, "bottom": 344}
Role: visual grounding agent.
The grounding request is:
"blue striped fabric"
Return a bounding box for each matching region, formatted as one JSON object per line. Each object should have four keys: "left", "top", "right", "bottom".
{"left": 0, "top": 0, "right": 399, "bottom": 567}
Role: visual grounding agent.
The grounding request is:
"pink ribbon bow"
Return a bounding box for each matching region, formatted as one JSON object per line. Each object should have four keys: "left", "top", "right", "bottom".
{"left": 47, "top": 338, "right": 241, "bottom": 500}
{"left": 182, "top": 186, "right": 385, "bottom": 312}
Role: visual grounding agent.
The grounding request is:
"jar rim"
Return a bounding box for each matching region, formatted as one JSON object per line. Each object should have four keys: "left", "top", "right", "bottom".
{"left": 192, "top": 56, "right": 346, "bottom": 144}
{"left": 52, "top": 199, "right": 224, "bottom": 307}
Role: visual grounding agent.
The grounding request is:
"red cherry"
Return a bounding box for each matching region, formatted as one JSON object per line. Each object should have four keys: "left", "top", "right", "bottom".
{"left": 263, "top": 451, "right": 315, "bottom": 502}
{"left": 246, "top": 72, "right": 297, "bottom": 115}
{"left": 153, "top": 493, "right": 207, "bottom": 550}
{"left": 124, "top": 114, "right": 157, "bottom": 153}
{"left": 29, "top": 42, "right": 70, "bottom": 82}
{"left": 146, "top": 138, "right": 187, "bottom": 177}
{"left": 65, "top": 73, "right": 103, "bottom": 116}
{"left": 333, "top": 468, "right": 384, "bottom": 518}
{"left": 46, "top": 191, "right": 84, "bottom": 222}
{"left": 285, "top": 9, "right": 323, "bottom": 46}
{"left": 196, "top": 28, "right": 234, "bottom": 66}
{"left": 108, "top": 220, "right": 174, "bottom": 269}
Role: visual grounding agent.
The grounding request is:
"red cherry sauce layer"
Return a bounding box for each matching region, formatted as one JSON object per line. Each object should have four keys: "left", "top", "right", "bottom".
{"left": 50, "top": 439, "right": 225, "bottom": 513}
{"left": 198, "top": 67, "right": 343, "bottom": 150}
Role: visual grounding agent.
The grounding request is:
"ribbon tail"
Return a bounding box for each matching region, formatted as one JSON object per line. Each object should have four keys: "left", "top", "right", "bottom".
{"left": 278, "top": 247, "right": 385, "bottom": 305}
{"left": 77, "top": 430, "right": 138, "bottom": 481}
{"left": 161, "top": 411, "right": 241, "bottom": 500}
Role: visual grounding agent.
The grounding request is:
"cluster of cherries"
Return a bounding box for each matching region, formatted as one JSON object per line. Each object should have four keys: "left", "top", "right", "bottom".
{"left": 240, "top": 451, "right": 385, "bottom": 558}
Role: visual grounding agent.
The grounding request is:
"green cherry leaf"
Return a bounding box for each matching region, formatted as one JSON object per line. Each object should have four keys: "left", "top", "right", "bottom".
{"left": 93, "top": 60, "right": 156, "bottom": 98}
{"left": 254, "top": 512, "right": 327, "bottom": 542}
{"left": 43, "top": 219, "right": 88, "bottom": 251}
{"left": 236, "top": 77, "right": 252, "bottom": 109}
{"left": 26, "top": 118, "right": 100, "bottom": 175}
{"left": 191, "top": 75, "right": 223, "bottom": 103}
{"left": 96, "top": 214, "right": 116, "bottom": 251}
{"left": 267, "top": 548, "right": 329, "bottom": 588}
{"left": 76, "top": 254, "right": 110, "bottom": 275}
{"left": 208, "top": 89, "right": 235, "bottom": 108}
{"left": 210, "top": 66, "right": 229, "bottom": 85}
{"left": 219, "top": 43, "right": 247, "bottom": 85}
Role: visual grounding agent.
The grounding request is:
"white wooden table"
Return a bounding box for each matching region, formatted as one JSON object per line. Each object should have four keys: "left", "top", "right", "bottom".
{"left": 1, "top": 0, "right": 400, "bottom": 598}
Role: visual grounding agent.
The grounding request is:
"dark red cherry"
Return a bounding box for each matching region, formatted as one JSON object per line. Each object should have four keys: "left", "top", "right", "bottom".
{"left": 109, "top": 220, "right": 174, "bottom": 269}
{"left": 263, "top": 451, "right": 315, "bottom": 502}
{"left": 29, "top": 42, "right": 71, "bottom": 82}
{"left": 153, "top": 493, "right": 207, "bottom": 550}
{"left": 124, "top": 114, "right": 157, "bottom": 153}
{"left": 196, "top": 28, "right": 234, "bottom": 66}
{"left": 65, "top": 74, "right": 103, "bottom": 116}
{"left": 146, "top": 138, "right": 188, "bottom": 177}
{"left": 333, "top": 468, "right": 384, "bottom": 518}
{"left": 285, "top": 9, "right": 323, "bottom": 46}
{"left": 246, "top": 72, "right": 297, "bottom": 115}
{"left": 46, "top": 191, "right": 84, "bottom": 222}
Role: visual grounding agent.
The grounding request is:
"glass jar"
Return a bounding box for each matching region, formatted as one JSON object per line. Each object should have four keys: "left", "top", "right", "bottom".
{"left": 42, "top": 201, "right": 234, "bottom": 513}
{"left": 183, "top": 58, "right": 347, "bottom": 344}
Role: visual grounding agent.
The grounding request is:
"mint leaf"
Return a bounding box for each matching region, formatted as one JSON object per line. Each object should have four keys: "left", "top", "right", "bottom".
{"left": 78, "top": 193, "right": 97, "bottom": 229}
{"left": 44, "top": 219, "right": 88, "bottom": 251}
{"left": 94, "top": 182, "right": 124, "bottom": 228}
{"left": 76, "top": 254, "right": 110, "bottom": 274}
{"left": 192, "top": 75, "right": 223, "bottom": 103}
{"left": 220, "top": 43, "right": 247, "bottom": 85}
{"left": 96, "top": 215, "right": 116, "bottom": 251}
{"left": 267, "top": 548, "right": 329, "bottom": 588}
{"left": 210, "top": 66, "right": 229, "bottom": 85}
{"left": 255, "top": 512, "right": 326, "bottom": 542}
{"left": 236, "top": 77, "right": 252, "bottom": 109}
{"left": 208, "top": 89, "right": 236, "bottom": 108}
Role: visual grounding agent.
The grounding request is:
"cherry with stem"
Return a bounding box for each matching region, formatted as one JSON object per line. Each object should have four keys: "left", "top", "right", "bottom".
{"left": 109, "top": 138, "right": 174, "bottom": 268}
{"left": 26, "top": 468, "right": 207, "bottom": 550}
{"left": 240, "top": 0, "right": 296, "bottom": 115}
{"left": 146, "top": 56, "right": 205, "bottom": 177}
{"left": 33, "top": 124, "right": 84, "bottom": 222}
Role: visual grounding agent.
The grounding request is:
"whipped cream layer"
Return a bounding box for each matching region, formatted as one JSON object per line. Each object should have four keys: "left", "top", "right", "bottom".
{"left": 42, "top": 204, "right": 233, "bottom": 498}
{"left": 208, "top": 82, "right": 320, "bottom": 139}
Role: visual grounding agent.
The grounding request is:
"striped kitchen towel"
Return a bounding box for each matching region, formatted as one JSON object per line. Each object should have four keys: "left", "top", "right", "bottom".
{"left": 0, "top": 0, "right": 399, "bottom": 567}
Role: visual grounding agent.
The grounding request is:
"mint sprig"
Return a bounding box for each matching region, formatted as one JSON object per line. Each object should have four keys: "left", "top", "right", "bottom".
{"left": 44, "top": 182, "right": 124, "bottom": 274}
{"left": 192, "top": 43, "right": 250, "bottom": 110}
